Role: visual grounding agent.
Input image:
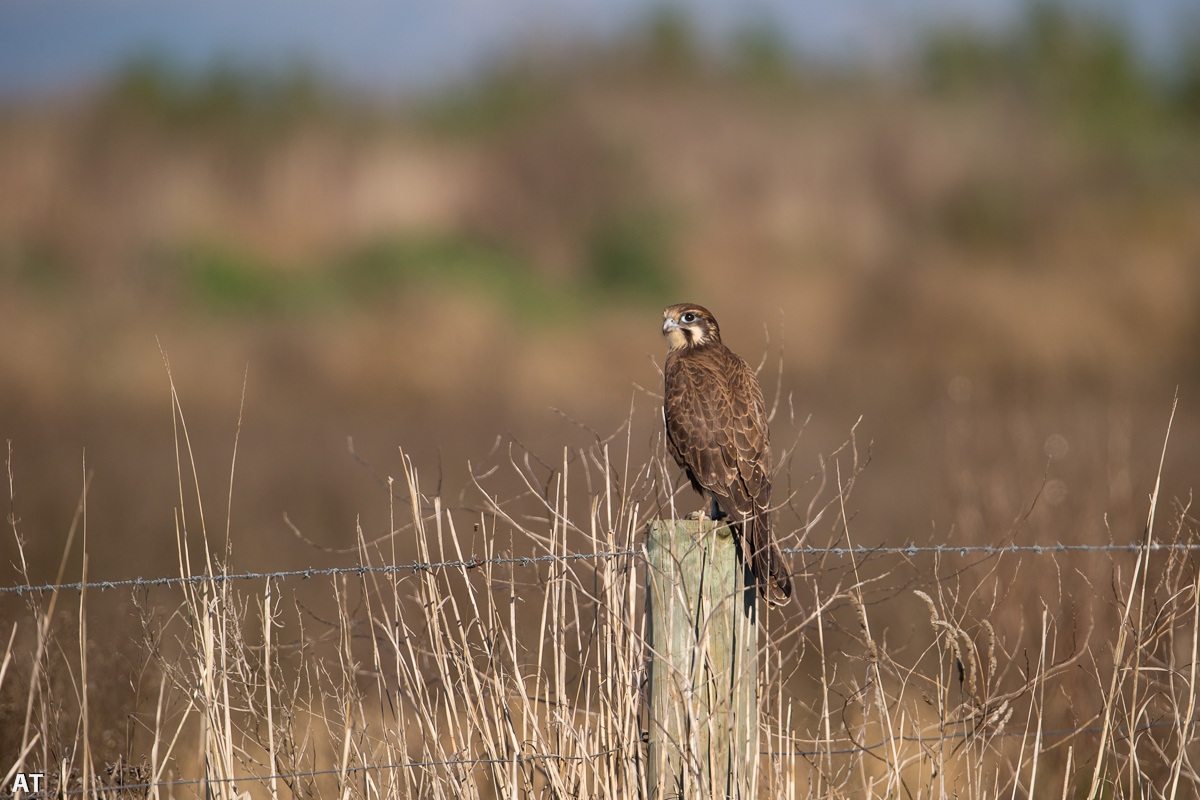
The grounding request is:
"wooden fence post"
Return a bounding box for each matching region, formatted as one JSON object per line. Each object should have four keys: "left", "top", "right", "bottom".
{"left": 645, "top": 518, "right": 758, "bottom": 799}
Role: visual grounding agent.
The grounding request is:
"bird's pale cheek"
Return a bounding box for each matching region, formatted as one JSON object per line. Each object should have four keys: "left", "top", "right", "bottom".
{"left": 665, "top": 329, "right": 689, "bottom": 351}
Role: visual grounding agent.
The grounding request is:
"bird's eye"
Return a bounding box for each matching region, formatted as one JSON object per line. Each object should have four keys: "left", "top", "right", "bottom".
{"left": 681, "top": 312, "right": 696, "bottom": 323}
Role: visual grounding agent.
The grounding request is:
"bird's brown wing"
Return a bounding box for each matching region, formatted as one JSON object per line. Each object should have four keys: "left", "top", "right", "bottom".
{"left": 723, "top": 350, "right": 772, "bottom": 515}
{"left": 665, "top": 346, "right": 738, "bottom": 497}
{"left": 664, "top": 343, "right": 791, "bottom": 605}
{"left": 664, "top": 344, "right": 771, "bottom": 514}
{"left": 725, "top": 354, "right": 792, "bottom": 605}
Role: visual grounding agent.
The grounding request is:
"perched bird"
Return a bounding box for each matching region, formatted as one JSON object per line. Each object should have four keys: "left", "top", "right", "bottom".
{"left": 661, "top": 303, "right": 793, "bottom": 606}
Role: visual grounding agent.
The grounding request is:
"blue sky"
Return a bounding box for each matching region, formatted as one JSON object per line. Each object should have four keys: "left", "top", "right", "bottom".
{"left": 0, "top": 0, "right": 1196, "bottom": 99}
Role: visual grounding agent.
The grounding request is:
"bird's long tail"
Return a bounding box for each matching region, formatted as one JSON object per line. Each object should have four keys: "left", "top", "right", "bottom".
{"left": 746, "top": 513, "right": 792, "bottom": 607}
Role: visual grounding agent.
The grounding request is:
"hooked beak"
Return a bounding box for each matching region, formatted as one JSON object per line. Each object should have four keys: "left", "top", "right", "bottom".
{"left": 662, "top": 317, "right": 680, "bottom": 335}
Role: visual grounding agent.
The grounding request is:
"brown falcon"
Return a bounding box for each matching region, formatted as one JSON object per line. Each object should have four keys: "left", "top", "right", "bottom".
{"left": 661, "top": 303, "right": 793, "bottom": 606}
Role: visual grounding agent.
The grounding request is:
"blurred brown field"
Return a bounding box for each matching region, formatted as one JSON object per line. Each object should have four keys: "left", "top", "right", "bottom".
{"left": 3, "top": 7, "right": 1200, "bottom": 789}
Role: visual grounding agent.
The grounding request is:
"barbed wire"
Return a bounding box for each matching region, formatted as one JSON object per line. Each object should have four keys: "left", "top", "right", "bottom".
{"left": 3, "top": 541, "right": 1197, "bottom": 596}
{"left": 0, "top": 551, "right": 641, "bottom": 596}
{"left": 5, "top": 715, "right": 1194, "bottom": 799}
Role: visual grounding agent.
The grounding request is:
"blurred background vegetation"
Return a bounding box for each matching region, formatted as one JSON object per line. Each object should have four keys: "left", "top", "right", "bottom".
{"left": 3, "top": 1, "right": 1200, "bottom": 575}
{"left": 2, "top": 4, "right": 1200, "bottom": 753}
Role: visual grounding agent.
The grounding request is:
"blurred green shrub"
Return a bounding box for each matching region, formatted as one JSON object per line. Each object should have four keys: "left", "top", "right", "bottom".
{"left": 921, "top": 28, "right": 1008, "bottom": 93}
{"left": 176, "top": 228, "right": 674, "bottom": 320}
{"left": 937, "top": 177, "right": 1034, "bottom": 252}
{"left": 336, "top": 235, "right": 559, "bottom": 320}
{"left": 3, "top": 240, "right": 73, "bottom": 300}
{"left": 1172, "top": 32, "right": 1200, "bottom": 120}
{"left": 643, "top": 8, "right": 698, "bottom": 73}
{"left": 585, "top": 209, "right": 675, "bottom": 301}
{"left": 921, "top": 2, "right": 1178, "bottom": 142}
{"left": 185, "top": 245, "right": 313, "bottom": 313}
{"left": 1020, "top": 4, "right": 1155, "bottom": 133}
{"left": 417, "top": 67, "right": 558, "bottom": 137}
{"left": 731, "top": 22, "right": 794, "bottom": 87}
{"left": 104, "top": 53, "right": 326, "bottom": 129}
{"left": 179, "top": 235, "right": 570, "bottom": 320}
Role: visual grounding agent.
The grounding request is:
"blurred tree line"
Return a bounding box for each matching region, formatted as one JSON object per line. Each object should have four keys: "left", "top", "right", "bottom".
{"left": 5, "top": 1, "right": 1200, "bottom": 321}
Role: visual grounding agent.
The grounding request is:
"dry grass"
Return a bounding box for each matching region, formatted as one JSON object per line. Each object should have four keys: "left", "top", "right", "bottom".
{"left": 3, "top": 372, "right": 1199, "bottom": 799}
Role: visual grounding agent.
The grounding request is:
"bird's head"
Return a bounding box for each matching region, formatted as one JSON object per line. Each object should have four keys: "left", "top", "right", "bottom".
{"left": 662, "top": 303, "right": 721, "bottom": 352}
